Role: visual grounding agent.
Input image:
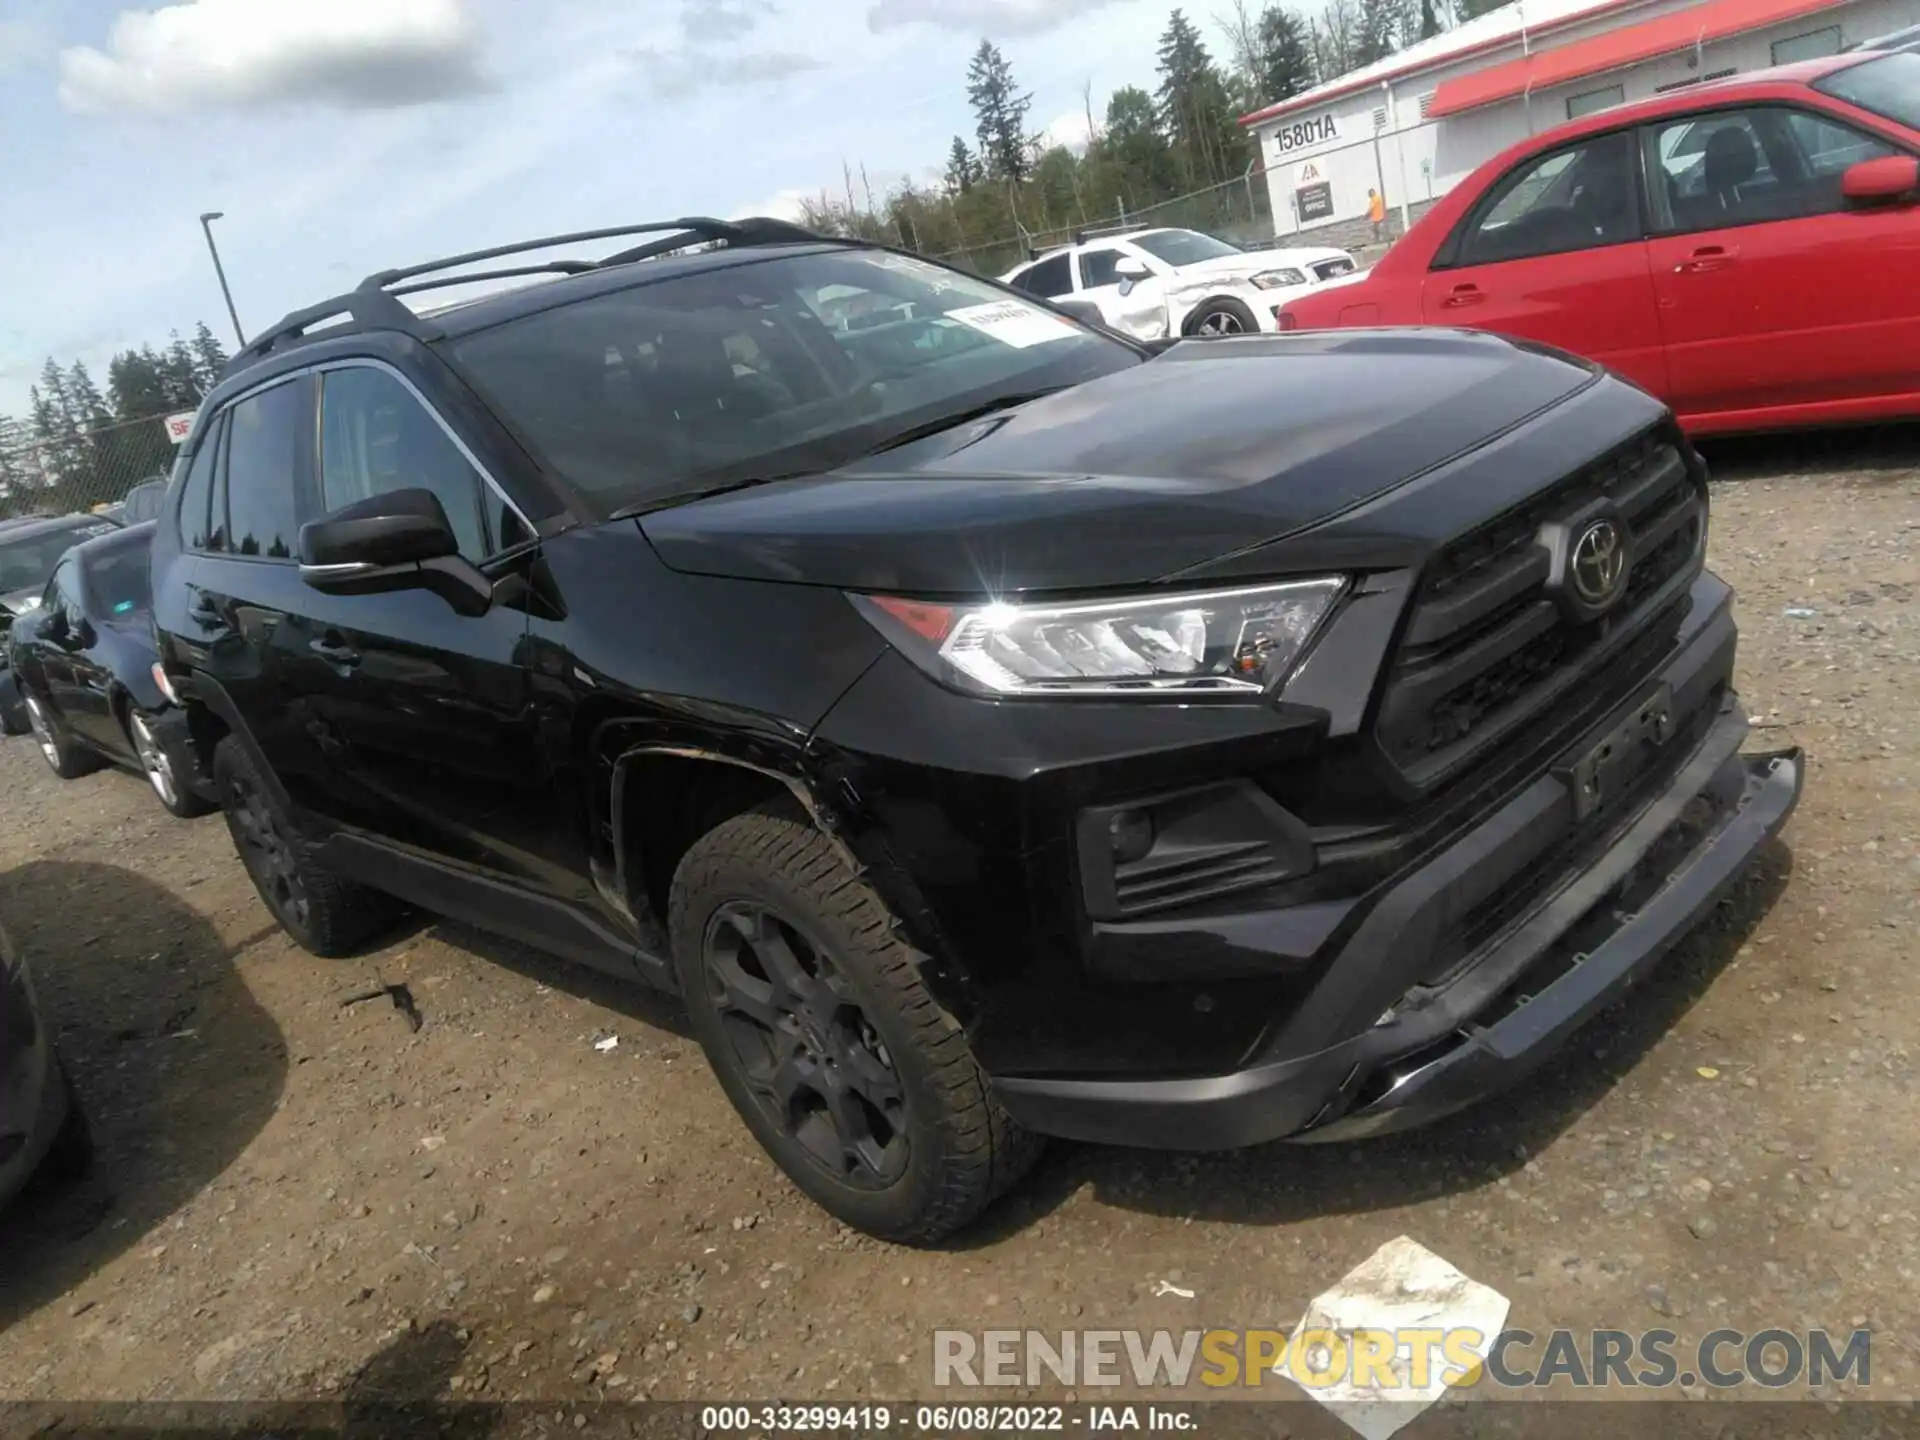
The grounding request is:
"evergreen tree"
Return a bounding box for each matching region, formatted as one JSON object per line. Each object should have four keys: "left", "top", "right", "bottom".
{"left": 945, "top": 136, "right": 980, "bottom": 195}
{"left": 190, "top": 322, "right": 230, "bottom": 389}
{"left": 1255, "top": 8, "right": 1318, "bottom": 105}
{"left": 1155, "top": 9, "right": 1241, "bottom": 189}
{"left": 966, "top": 40, "right": 1033, "bottom": 183}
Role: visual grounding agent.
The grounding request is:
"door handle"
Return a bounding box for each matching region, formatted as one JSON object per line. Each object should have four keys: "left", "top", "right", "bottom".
{"left": 1441, "top": 283, "right": 1486, "bottom": 309}
{"left": 310, "top": 635, "right": 361, "bottom": 670}
{"left": 1675, "top": 244, "right": 1737, "bottom": 274}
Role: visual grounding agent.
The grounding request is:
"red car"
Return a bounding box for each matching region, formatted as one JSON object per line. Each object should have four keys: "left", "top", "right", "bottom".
{"left": 1278, "top": 50, "right": 1920, "bottom": 437}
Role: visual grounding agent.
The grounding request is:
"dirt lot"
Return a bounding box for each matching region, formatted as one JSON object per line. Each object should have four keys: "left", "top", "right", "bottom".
{"left": 1, "top": 431, "right": 1917, "bottom": 1409}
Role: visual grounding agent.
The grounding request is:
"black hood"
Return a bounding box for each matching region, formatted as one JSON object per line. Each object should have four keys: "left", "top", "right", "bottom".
{"left": 640, "top": 329, "right": 1601, "bottom": 596}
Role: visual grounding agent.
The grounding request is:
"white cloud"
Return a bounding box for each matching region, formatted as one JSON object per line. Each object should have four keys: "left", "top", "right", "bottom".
{"left": 1041, "top": 107, "right": 1093, "bottom": 153}
{"left": 867, "top": 0, "right": 1131, "bottom": 37}
{"left": 57, "top": 0, "right": 492, "bottom": 114}
{"left": 627, "top": 45, "right": 825, "bottom": 98}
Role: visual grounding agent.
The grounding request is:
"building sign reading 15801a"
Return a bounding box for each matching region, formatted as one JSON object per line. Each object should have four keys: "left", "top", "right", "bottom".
{"left": 1273, "top": 115, "right": 1338, "bottom": 154}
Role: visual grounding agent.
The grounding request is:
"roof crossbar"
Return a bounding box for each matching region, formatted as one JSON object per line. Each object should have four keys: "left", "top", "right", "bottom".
{"left": 386, "top": 261, "right": 599, "bottom": 298}
{"left": 229, "top": 214, "right": 836, "bottom": 375}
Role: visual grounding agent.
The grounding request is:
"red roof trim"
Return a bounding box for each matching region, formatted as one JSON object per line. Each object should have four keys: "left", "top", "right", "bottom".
{"left": 1427, "top": 0, "right": 1847, "bottom": 118}
{"left": 1237, "top": 0, "right": 1661, "bottom": 127}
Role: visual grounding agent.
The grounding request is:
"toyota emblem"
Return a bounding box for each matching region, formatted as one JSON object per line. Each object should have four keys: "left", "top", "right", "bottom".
{"left": 1570, "top": 519, "right": 1629, "bottom": 608}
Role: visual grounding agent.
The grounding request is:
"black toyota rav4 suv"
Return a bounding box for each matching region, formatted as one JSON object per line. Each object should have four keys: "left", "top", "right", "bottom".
{"left": 150, "top": 218, "right": 1802, "bottom": 1242}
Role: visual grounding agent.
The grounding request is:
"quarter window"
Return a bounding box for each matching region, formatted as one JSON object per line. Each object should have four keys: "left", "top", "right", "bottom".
{"left": 222, "top": 381, "right": 306, "bottom": 560}
{"left": 320, "top": 367, "right": 491, "bottom": 562}
{"left": 1011, "top": 254, "right": 1073, "bottom": 297}
{"left": 1454, "top": 129, "right": 1641, "bottom": 266}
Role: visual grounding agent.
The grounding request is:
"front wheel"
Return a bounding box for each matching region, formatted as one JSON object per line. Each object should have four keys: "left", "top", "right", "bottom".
{"left": 1185, "top": 298, "right": 1259, "bottom": 338}
{"left": 126, "top": 709, "right": 215, "bottom": 819}
{"left": 669, "top": 806, "right": 1042, "bottom": 1244}
{"left": 23, "top": 693, "right": 102, "bottom": 780}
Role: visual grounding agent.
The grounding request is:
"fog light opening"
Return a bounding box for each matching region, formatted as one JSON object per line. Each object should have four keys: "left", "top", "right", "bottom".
{"left": 1109, "top": 809, "right": 1155, "bottom": 865}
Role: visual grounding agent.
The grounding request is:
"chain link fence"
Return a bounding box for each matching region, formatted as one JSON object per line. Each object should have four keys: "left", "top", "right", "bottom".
{"left": 930, "top": 167, "right": 1279, "bottom": 278}
{"left": 0, "top": 410, "right": 184, "bottom": 522}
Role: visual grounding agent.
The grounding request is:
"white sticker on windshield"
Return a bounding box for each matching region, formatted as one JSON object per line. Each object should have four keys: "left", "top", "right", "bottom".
{"left": 946, "top": 300, "right": 1078, "bottom": 349}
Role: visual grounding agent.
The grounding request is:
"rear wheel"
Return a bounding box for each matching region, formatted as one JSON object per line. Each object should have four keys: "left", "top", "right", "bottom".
{"left": 43, "top": 1061, "right": 94, "bottom": 1182}
{"left": 670, "top": 805, "right": 1042, "bottom": 1244}
{"left": 1186, "top": 298, "right": 1259, "bottom": 337}
{"left": 126, "top": 709, "right": 215, "bottom": 819}
{"left": 214, "top": 736, "right": 403, "bottom": 957}
{"left": 23, "top": 693, "right": 102, "bottom": 780}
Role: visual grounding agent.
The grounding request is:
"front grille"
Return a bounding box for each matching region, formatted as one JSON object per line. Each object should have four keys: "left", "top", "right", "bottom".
{"left": 1375, "top": 430, "right": 1704, "bottom": 789}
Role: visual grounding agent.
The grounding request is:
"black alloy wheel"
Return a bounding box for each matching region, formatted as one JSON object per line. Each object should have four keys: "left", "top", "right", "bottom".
{"left": 701, "top": 901, "right": 909, "bottom": 1189}
{"left": 225, "top": 765, "right": 312, "bottom": 934}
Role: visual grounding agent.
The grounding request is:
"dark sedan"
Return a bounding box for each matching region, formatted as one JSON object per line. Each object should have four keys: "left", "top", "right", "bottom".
{"left": 9, "top": 523, "right": 215, "bottom": 818}
{"left": 1, "top": 916, "right": 90, "bottom": 1211}
{"left": 0, "top": 513, "right": 122, "bottom": 734}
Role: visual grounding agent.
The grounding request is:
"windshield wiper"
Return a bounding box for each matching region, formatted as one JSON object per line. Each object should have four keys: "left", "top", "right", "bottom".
{"left": 859, "top": 388, "right": 1066, "bottom": 459}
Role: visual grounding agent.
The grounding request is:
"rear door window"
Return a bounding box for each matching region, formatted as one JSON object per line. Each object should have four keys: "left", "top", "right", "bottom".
{"left": 222, "top": 380, "right": 308, "bottom": 560}
{"left": 177, "top": 421, "right": 221, "bottom": 551}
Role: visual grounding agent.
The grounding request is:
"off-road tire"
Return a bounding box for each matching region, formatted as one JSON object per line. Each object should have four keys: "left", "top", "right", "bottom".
{"left": 214, "top": 736, "right": 403, "bottom": 957}
{"left": 1185, "top": 297, "right": 1259, "bottom": 337}
{"left": 23, "top": 692, "right": 103, "bottom": 780}
{"left": 44, "top": 1060, "right": 94, "bottom": 1182}
{"left": 669, "top": 805, "right": 1043, "bottom": 1244}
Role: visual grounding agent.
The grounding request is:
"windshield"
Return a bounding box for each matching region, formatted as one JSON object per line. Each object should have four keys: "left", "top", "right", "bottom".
{"left": 446, "top": 249, "right": 1137, "bottom": 511}
{"left": 83, "top": 534, "right": 152, "bottom": 617}
{"left": 0, "top": 521, "right": 114, "bottom": 595}
{"left": 1128, "top": 229, "right": 1244, "bottom": 268}
{"left": 1815, "top": 52, "right": 1920, "bottom": 129}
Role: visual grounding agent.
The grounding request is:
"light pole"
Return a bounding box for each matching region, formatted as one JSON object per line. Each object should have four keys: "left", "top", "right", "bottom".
{"left": 199, "top": 211, "right": 245, "bottom": 347}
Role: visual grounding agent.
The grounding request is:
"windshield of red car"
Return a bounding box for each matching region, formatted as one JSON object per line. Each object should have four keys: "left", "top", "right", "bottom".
{"left": 1815, "top": 53, "right": 1920, "bottom": 131}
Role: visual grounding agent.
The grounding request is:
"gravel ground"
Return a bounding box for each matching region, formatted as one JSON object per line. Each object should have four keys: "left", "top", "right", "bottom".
{"left": 0, "top": 430, "right": 1915, "bottom": 1409}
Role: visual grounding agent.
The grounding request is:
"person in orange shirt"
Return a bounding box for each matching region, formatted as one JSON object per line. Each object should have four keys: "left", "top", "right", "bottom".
{"left": 1367, "top": 188, "right": 1388, "bottom": 243}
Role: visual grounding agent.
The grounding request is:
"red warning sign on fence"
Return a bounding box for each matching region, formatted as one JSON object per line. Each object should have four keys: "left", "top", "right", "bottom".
{"left": 163, "top": 411, "right": 195, "bottom": 444}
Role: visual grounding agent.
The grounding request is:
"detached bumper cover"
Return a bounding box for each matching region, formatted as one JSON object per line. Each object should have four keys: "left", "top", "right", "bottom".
{"left": 994, "top": 702, "right": 1802, "bottom": 1150}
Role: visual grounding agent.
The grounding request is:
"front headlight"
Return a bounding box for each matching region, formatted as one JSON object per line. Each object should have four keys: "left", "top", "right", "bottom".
{"left": 853, "top": 579, "right": 1345, "bottom": 698}
{"left": 1248, "top": 268, "right": 1308, "bottom": 290}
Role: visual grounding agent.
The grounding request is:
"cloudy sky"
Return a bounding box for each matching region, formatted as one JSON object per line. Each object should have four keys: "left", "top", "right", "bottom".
{"left": 0, "top": 0, "right": 1237, "bottom": 418}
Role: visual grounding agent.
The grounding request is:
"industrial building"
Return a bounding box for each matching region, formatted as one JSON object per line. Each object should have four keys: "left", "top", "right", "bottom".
{"left": 1241, "top": 0, "right": 1920, "bottom": 245}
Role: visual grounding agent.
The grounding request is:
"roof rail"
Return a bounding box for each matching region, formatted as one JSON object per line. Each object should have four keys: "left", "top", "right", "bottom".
{"left": 227, "top": 215, "right": 835, "bottom": 377}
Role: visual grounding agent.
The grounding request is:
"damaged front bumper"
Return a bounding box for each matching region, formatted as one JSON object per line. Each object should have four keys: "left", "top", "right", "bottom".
{"left": 994, "top": 691, "right": 1803, "bottom": 1150}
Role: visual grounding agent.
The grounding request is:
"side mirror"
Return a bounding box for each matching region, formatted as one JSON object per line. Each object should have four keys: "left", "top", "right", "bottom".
{"left": 72, "top": 617, "right": 96, "bottom": 650}
{"left": 1113, "top": 255, "right": 1151, "bottom": 296}
{"left": 41, "top": 608, "right": 68, "bottom": 644}
{"left": 1843, "top": 155, "right": 1919, "bottom": 204}
{"left": 298, "top": 488, "right": 492, "bottom": 618}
